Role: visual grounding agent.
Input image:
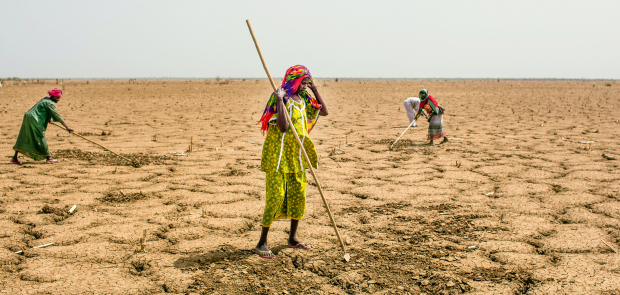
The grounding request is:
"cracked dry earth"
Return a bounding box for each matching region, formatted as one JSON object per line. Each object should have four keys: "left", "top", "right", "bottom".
{"left": 0, "top": 79, "right": 619, "bottom": 294}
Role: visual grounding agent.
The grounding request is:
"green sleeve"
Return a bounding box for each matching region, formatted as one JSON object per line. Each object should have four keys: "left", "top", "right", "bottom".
{"left": 46, "top": 101, "right": 64, "bottom": 123}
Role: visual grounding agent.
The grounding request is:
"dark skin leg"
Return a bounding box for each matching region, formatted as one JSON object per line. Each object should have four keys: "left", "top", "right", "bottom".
{"left": 255, "top": 219, "right": 304, "bottom": 256}
{"left": 288, "top": 219, "right": 302, "bottom": 245}
{"left": 256, "top": 226, "right": 272, "bottom": 255}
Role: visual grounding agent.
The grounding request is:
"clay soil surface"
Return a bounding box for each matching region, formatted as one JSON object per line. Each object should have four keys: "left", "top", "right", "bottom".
{"left": 1, "top": 79, "right": 620, "bottom": 294}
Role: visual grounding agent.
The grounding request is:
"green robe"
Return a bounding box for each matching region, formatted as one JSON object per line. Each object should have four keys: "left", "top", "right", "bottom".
{"left": 13, "top": 97, "right": 64, "bottom": 161}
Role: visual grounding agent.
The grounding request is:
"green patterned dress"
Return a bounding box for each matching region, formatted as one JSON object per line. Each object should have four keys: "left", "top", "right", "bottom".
{"left": 13, "top": 97, "right": 64, "bottom": 161}
{"left": 260, "top": 98, "right": 320, "bottom": 227}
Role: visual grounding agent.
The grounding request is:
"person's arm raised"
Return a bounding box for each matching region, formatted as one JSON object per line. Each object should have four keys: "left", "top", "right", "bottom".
{"left": 309, "top": 82, "right": 328, "bottom": 116}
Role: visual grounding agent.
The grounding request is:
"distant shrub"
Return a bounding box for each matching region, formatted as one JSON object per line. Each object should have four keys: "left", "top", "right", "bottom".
{"left": 607, "top": 83, "right": 612, "bottom": 87}
{"left": 335, "top": 78, "right": 339, "bottom": 82}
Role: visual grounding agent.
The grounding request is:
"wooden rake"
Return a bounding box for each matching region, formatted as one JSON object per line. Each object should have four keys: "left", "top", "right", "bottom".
{"left": 246, "top": 20, "right": 350, "bottom": 262}
{"left": 390, "top": 109, "right": 426, "bottom": 150}
{"left": 51, "top": 122, "right": 136, "bottom": 166}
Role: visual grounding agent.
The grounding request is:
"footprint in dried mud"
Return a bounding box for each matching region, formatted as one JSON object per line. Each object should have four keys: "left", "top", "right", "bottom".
{"left": 128, "top": 257, "right": 154, "bottom": 276}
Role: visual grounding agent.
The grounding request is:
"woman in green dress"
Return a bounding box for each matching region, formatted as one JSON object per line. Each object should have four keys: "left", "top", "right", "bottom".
{"left": 11, "top": 88, "right": 74, "bottom": 164}
{"left": 255, "top": 65, "right": 329, "bottom": 259}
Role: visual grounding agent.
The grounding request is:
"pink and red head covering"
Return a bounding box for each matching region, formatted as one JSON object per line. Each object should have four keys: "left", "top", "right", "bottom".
{"left": 257, "top": 65, "right": 322, "bottom": 135}
{"left": 48, "top": 88, "right": 63, "bottom": 98}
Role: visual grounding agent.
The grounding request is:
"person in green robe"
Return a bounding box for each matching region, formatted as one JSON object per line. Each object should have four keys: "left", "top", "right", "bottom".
{"left": 11, "top": 88, "right": 74, "bottom": 164}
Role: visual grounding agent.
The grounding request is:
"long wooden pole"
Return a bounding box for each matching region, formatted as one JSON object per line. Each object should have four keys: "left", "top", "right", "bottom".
{"left": 390, "top": 119, "right": 417, "bottom": 150}
{"left": 51, "top": 122, "right": 135, "bottom": 165}
{"left": 246, "top": 20, "right": 349, "bottom": 261}
{"left": 390, "top": 109, "right": 425, "bottom": 150}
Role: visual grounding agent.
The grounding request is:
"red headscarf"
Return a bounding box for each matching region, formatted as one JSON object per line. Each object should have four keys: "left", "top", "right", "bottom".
{"left": 48, "top": 88, "right": 63, "bottom": 98}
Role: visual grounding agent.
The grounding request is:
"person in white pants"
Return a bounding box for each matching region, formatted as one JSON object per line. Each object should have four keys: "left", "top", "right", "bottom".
{"left": 403, "top": 97, "right": 421, "bottom": 126}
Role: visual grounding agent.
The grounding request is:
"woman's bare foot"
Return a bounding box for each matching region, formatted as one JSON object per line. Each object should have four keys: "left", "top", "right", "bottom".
{"left": 440, "top": 137, "right": 450, "bottom": 144}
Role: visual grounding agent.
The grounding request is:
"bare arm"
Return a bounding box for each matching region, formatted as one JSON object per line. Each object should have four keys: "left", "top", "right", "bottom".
{"left": 49, "top": 118, "right": 74, "bottom": 133}
{"left": 415, "top": 109, "right": 429, "bottom": 120}
{"left": 61, "top": 121, "right": 74, "bottom": 133}
{"left": 275, "top": 88, "right": 288, "bottom": 133}
{"left": 309, "top": 82, "right": 328, "bottom": 116}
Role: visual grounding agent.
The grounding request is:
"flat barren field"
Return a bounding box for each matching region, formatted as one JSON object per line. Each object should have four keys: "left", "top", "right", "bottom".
{"left": 1, "top": 79, "right": 619, "bottom": 294}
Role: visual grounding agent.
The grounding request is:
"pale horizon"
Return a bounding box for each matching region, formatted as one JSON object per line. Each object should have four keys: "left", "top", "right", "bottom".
{"left": 2, "top": 0, "right": 619, "bottom": 79}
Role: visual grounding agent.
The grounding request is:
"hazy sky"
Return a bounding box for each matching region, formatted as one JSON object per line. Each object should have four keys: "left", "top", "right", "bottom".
{"left": 1, "top": 0, "right": 619, "bottom": 79}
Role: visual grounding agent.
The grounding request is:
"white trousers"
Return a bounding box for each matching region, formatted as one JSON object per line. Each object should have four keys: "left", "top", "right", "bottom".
{"left": 403, "top": 97, "right": 421, "bottom": 124}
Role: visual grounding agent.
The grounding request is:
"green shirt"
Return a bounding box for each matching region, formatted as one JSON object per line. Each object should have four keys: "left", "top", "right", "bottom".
{"left": 260, "top": 98, "right": 320, "bottom": 173}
